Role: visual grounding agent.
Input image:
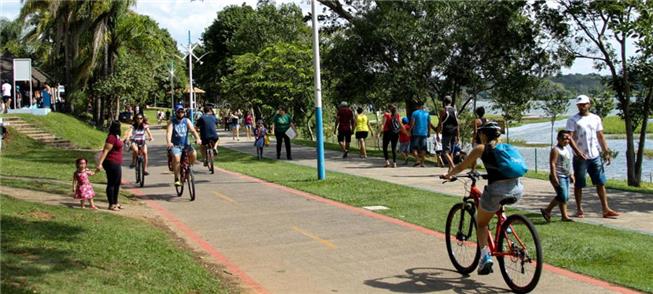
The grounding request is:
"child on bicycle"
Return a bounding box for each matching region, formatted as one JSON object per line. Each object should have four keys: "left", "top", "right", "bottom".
{"left": 72, "top": 158, "right": 97, "bottom": 209}
{"left": 540, "top": 130, "right": 575, "bottom": 223}
{"left": 123, "top": 114, "right": 153, "bottom": 175}
{"left": 442, "top": 121, "right": 523, "bottom": 275}
{"left": 254, "top": 120, "right": 267, "bottom": 160}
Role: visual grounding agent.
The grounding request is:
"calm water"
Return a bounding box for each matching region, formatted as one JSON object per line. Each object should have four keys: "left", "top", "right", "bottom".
{"left": 508, "top": 120, "right": 653, "bottom": 181}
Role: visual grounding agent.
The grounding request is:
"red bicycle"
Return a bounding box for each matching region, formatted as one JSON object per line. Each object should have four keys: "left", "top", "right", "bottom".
{"left": 442, "top": 172, "right": 542, "bottom": 293}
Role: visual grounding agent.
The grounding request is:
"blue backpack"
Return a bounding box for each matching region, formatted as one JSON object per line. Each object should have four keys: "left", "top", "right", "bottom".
{"left": 491, "top": 143, "right": 528, "bottom": 178}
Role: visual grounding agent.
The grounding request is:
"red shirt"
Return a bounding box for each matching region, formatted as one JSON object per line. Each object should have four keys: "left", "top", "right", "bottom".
{"left": 383, "top": 112, "right": 401, "bottom": 132}
{"left": 399, "top": 124, "right": 411, "bottom": 142}
{"left": 104, "top": 134, "right": 123, "bottom": 164}
{"left": 337, "top": 108, "right": 354, "bottom": 132}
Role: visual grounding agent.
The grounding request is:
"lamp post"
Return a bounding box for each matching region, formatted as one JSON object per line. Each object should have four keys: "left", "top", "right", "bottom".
{"left": 182, "top": 31, "right": 209, "bottom": 123}
{"left": 311, "top": 0, "right": 326, "bottom": 180}
{"left": 169, "top": 61, "right": 175, "bottom": 110}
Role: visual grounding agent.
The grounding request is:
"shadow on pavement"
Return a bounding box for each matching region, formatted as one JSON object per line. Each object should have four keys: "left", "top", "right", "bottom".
{"left": 364, "top": 267, "right": 508, "bottom": 293}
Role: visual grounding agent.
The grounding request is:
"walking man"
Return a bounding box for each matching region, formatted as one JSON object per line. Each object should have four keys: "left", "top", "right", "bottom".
{"left": 566, "top": 95, "right": 619, "bottom": 218}
{"left": 410, "top": 101, "right": 438, "bottom": 167}
{"left": 438, "top": 95, "right": 460, "bottom": 171}
{"left": 335, "top": 101, "right": 355, "bottom": 158}
{"left": 2, "top": 80, "right": 12, "bottom": 113}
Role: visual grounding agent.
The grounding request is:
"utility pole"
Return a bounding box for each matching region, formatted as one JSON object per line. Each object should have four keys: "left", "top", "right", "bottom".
{"left": 311, "top": 0, "right": 326, "bottom": 180}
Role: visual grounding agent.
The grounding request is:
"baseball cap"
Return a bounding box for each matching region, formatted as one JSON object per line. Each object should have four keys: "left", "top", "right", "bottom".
{"left": 576, "top": 95, "right": 591, "bottom": 105}
{"left": 339, "top": 101, "right": 348, "bottom": 107}
{"left": 174, "top": 104, "right": 184, "bottom": 111}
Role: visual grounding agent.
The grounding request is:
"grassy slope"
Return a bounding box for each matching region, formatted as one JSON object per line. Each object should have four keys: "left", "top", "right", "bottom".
{"left": 215, "top": 147, "right": 652, "bottom": 292}
{"left": 11, "top": 113, "right": 106, "bottom": 149}
{"left": 1, "top": 196, "right": 226, "bottom": 294}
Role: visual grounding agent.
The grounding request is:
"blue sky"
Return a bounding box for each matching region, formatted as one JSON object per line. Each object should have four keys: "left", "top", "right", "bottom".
{"left": 0, "top": 0, "right": 619, "bottom": 75}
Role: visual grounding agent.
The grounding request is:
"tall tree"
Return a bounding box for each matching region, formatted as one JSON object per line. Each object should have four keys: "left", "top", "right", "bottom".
{"left": 536, "top": 80, "right": 570, "bottom": 146}
{"left": 538, "top": 0, "right": 653, "bottom": 186}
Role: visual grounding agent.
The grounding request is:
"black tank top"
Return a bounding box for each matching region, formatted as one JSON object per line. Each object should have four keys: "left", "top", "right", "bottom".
{"left": 442, "top": 106, "right": 458, "bottom": 136}
{"left": 481, "top": 144, "right": 509, "bottom": 184}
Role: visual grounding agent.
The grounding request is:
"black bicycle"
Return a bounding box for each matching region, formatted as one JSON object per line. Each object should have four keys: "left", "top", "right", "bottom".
{"left": 134, "top": 143, "right": 146, "bottom": 187}
{"left": 170, "top": 148, "right": 196, "bottom": 201}
{"left": 203, "top": 139, "right": 217, "bottom": 174}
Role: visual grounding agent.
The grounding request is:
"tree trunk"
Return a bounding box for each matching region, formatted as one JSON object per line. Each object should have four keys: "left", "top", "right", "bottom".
{"left": 405, "top": 96, "right": 419, "bottom": 118}
{"left": 634, "top": 86, "right": 652, "bottom": 185}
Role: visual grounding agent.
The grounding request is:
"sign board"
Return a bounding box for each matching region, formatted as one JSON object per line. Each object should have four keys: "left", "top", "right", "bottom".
{"left": 13, "top": 59, "right": 32, "bottom": 81}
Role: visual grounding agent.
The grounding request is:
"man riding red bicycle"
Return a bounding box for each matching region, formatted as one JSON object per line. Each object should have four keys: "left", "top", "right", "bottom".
{"left": 167, "top": 104, "right": 202, "bottom": 187}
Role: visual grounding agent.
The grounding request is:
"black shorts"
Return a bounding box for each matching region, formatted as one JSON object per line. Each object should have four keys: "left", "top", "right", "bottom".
{"left": 201, "top": 136, "right": 219, "bottom": 146}
{"left": 355, "top": 131, "right": 368, "bottom": 139}
{"left": 337, "top": 130, "right": 352, "bottom": 143}
{"left": 2, "top": 96, "right": 10, "bottom": 103}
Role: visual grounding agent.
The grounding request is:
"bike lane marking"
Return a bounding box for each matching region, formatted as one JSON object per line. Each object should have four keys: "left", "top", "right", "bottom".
{"left": 213, "top": 191, "right": 237, "bottom": 204}
{"left": 124, "top": 181, "right": 269, "bottom": 294}
{"left": 292, "top": 225, "right": 337, "bottom": 250}
{"left": 213, "top": 167, "right": 642, "bottom": 294}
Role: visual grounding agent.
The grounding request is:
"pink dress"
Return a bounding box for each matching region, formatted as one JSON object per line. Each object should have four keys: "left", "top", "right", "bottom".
{"left": 75, "top": 170, "right": 96, "bottom": 200}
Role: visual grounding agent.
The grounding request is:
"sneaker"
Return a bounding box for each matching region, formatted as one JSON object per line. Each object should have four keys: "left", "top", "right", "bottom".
{"left": 477, "top": 253, "right": 494, "bottom": 275}
{"left": 392, "top": 162, "right": 397, "bottom": 168}
{"left": 343, "top": 150, "right": 348, "bottom": 158}
{"left": 129, "top": 162, "right": 135, "bottom": 168}
{"left": 174, "top": 179, "right": 182, "bottom": 187}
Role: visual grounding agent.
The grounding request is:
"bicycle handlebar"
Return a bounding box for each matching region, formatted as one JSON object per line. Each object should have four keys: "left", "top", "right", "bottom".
{"left": 440, "top": 171, "right": 487, "bottom": 183}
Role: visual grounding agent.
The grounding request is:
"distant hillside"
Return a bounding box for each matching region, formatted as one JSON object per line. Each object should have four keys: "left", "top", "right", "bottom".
{"left": 548, "top": 73, "right": 607, "bottom": 95}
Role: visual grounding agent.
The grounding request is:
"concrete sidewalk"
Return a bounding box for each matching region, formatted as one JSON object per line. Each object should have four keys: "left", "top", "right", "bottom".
{"left": 118, "top": 128, "right": 637, "bottom": 293}
{"left": 220, "top": 132, "right": 653, "bottom": 236}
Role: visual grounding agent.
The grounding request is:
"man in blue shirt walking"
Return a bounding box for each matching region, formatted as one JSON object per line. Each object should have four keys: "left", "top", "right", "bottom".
{"left": 410, "top": 101, "right": 438, "bottom": 167}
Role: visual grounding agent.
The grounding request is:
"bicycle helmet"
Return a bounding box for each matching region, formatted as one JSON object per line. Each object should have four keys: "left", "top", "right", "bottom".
{"left": 402, "top": 117, "right": 409, "bottom": 124}
{"left": 478, "top": 121, "right": 502, "bottom": 140}
{"left": 174, "top": 103, "right": 184, "bottom": 112}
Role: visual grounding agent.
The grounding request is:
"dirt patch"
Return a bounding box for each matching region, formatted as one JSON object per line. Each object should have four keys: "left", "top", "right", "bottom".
{"left": 23, "top": 210, "right": 55, "bottom": 220}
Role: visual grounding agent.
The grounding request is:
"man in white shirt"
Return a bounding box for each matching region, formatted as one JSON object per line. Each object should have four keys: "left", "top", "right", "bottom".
{"left": 2, "top": 81, "right": 12, "bottom": 113}
{"left": 566, "top": 95, "right": 619, "bottom": 219}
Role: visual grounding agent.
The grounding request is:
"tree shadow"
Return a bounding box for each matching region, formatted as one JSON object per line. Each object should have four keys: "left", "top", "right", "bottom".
{"left": 1, "top": 215, "right": 91, "bottom": 292}
{"left": 364, "top": 267, "right": 509, "bottom": 293}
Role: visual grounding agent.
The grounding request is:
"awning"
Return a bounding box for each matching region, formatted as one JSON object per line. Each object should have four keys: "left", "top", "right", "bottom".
{"left": 184, "top": 87, "right": 205, "bottom": 94}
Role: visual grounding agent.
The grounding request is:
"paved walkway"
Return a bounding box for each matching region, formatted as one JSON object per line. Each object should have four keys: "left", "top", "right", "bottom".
{"left": 220, "top": 132, "right": 653, "bottom": 236}
{"left": 113, "top": 128, "right": 638, "bottom": 293}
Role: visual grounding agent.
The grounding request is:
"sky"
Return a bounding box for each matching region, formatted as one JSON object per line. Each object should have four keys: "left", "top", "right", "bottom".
{"left": 0, "top": 0, "right": 623, "bottom": 75}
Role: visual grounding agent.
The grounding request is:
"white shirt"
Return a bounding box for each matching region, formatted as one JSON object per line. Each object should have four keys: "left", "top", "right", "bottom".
{"left": 566, "top": 113, "right": 604, "bottom": 159}
{"left": 2, "top": 83, "right": 11, "bottom": 97}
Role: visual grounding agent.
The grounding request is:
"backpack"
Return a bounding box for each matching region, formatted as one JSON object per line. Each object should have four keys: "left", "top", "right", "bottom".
{"left": 490, "top": 143, "right": 528, "bottom": 178}
{"left": 391, "top": 115, "right": 401, "bottom": 134}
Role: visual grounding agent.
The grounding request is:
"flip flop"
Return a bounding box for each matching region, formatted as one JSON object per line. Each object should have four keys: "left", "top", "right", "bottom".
{"left": 574, "top": 211, "right": 585, "bottom": 218}
{"left": 603, "top": 211, "right": 620, "bottom": 218}
{"left": 540, "top": 209, "right": 551, "bottom": 223}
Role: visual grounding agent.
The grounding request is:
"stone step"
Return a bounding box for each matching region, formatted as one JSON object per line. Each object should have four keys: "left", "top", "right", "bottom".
{"left": 4, "top": 117, "right": 79, "bottom": 150}
{"left": 28, "top": 134, "right": 57, "bottom": 139}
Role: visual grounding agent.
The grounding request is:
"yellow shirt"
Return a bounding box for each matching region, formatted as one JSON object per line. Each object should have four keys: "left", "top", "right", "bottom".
{"left": 354, "top": 114, "right": 369, "bottom": 132}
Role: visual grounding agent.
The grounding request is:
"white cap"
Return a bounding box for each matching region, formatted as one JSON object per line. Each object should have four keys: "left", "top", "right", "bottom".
{"left": 576, "top": 95, "right": 591, "bottom": 104}
{"left": 339, "top": 101, "right": 348, "bottom": 107}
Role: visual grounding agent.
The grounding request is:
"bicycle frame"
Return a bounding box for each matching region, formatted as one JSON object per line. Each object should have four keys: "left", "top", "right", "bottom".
{"left": 458, "top": 174, "right": 527, "bottom": 257}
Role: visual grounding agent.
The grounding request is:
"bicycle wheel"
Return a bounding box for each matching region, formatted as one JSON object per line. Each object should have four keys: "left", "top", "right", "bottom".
{"left": 187, "top": 167, "right": 196, "bottom": 201}
{"left": 139, "top": 156, "right": 145, "bottom": 188}
{"left": 497, "top": 214, "right": 543, "bottom": 293}
{"left": 445, "top": 202, "right": 480, "bottom": 274}
{"left": 207, "top": 149, "right": 214, "bottom": 174}
{"left": 135, "top": 157, "right": 142, "bottom": 184}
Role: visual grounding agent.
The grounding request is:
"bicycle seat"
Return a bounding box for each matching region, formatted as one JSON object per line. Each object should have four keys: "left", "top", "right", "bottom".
{"left": 499, "top": 197, "right": 518, "bottom": 206}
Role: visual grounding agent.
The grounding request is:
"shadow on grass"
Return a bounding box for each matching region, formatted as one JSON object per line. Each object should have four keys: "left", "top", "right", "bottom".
{"left": 1, "top": 215, "right": 88, "bottom": 292}
{"left": 364, "top": 267, "right": 508, "bottom": 293}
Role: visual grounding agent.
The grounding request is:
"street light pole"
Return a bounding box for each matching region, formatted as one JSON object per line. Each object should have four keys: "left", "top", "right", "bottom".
{"left": 188, "top": 31, "right": 196, "bottom": 123}
{"left": 169, "top": 61, "right": 175, "bottom": 111}
{"left": 311, "top": 0, "right": 326, "bottom": 180}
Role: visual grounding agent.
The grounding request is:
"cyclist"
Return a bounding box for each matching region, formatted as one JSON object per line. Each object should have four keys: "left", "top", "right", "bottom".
{"left": 123, "top": 114, "right": 153, "bottom": 175}
{"left": 196, "top": 105, "right": 219, "bottom": 165}
{"left": 441, "top": 121, "right": 523, "bottom": 275}
{"left": 167, "top": 104, "right": 202, "bottom": 187}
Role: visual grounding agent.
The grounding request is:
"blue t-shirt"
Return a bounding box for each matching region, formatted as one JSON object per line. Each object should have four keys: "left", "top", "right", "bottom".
{"left": 42, "top": 89, "right": 51, "bottom": 107}
{"left": 411, "top": 109, "right": 430, "bottom": 137}
{"left": 197, "top": 114, "right": 218, "bottom": 140}
{"left": 171, "top": 117, "right": 189, "bottom": 146}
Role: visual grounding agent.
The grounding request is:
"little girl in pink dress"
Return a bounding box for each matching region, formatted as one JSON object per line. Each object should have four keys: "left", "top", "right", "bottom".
{"left": 73, "top": 158, "right": 97, "bottom": 209}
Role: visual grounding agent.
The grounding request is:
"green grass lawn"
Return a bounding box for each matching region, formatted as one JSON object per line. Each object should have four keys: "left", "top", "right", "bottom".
{"left": 8, "top": 113, "right": 107, "bottom": 149}
{"left": 0, "top": 128, "right": 105, "bottom": 183}
{"left": 602, "top": 116, "right": 653, "bottom": 135}
{"left": 0, "top": 195, "right": 228, "bottom": 293}
{"left": 215, "top": 147, "right": 652, "bottom": 292}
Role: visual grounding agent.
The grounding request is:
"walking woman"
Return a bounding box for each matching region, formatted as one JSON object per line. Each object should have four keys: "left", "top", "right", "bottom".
{"left": 95, "top": 120, "right": 124, "bottom": 211}
{"left": 271, "top": 106, "right": 296, "bottom": 160}
{"left": 354, "top": 107, "right": 374, "bottom": 158}
{"left": 378, "top": 104, "right": 404, "bottom": 167}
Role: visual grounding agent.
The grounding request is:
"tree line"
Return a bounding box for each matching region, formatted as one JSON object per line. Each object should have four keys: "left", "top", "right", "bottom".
{"left": 1, "top": 0, "right": 651, "bottom": 186}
